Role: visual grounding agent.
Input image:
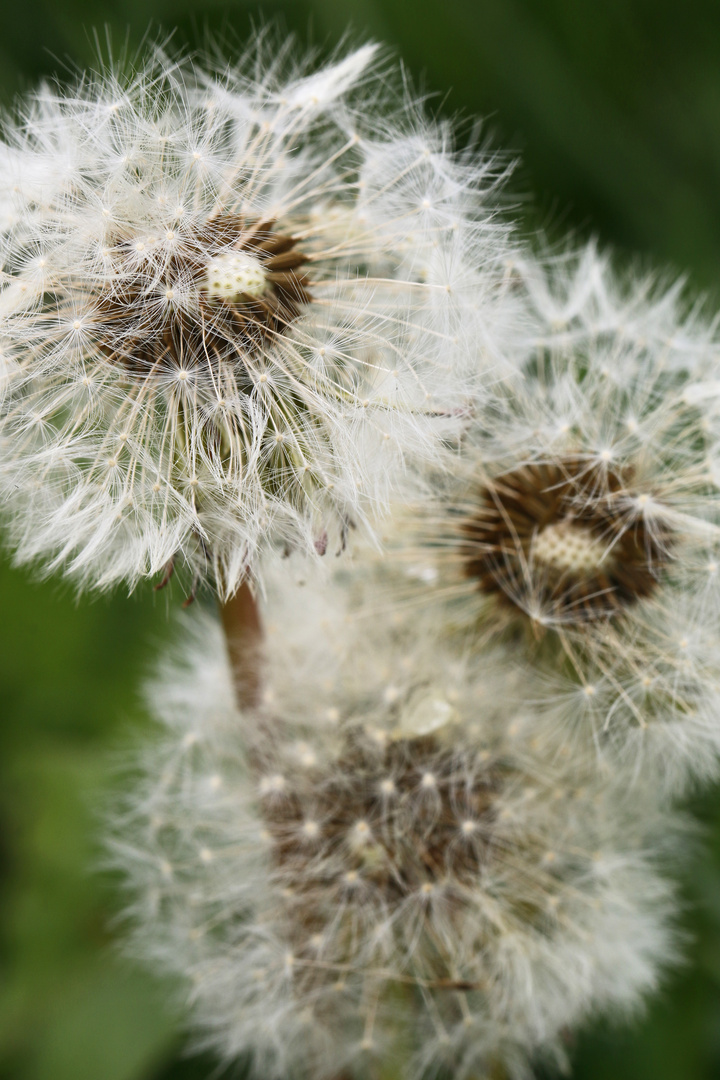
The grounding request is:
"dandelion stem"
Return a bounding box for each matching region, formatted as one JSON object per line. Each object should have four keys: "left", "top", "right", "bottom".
{"left": 219, "top": 581, "right": 264, "bottom": 709}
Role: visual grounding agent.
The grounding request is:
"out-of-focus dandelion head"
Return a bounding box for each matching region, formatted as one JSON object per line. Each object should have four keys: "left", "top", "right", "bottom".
{"left": 110, "top": 583, "right": 681, "bottom": 1080}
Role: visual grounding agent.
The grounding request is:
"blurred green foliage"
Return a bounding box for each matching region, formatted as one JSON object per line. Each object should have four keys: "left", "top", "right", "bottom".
{"left": 2, "top": 2, "right": 720, "bottom": 1078}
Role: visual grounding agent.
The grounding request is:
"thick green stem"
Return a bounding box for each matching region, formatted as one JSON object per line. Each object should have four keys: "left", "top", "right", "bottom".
{"left": 219, "top": 580, "right": 264, "bottom": 710}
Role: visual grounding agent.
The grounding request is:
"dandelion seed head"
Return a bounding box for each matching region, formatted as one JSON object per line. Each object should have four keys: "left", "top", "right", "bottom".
{"left": 110, "top": 603, "right": 683, "bottom": 1080}
{"left": 0, "top": 40, "right": 512, "bottom": 596}
{"left": 378, "top": 242, "right": 720, "bottom": 790}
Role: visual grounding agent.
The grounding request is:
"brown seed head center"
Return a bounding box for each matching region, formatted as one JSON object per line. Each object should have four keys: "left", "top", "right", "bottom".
{"left": 96, "top": 215, "right": 311, "bottom": 378}
{"left": 461, "top": 459, "right": 670, "bottom": 623}
{"left": 256, "top": 730, "right": 499, "bottom": 988}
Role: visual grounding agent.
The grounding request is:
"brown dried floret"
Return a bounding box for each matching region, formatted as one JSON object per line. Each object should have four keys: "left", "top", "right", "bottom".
{"left": 95, "top": 215, "right": 311, "bottom": 379}
{"left": 461, "top": 459, "right": 672, "bottom": 624}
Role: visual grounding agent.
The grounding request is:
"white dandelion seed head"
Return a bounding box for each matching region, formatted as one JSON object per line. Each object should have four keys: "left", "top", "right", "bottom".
{"left": 374, "top": 243, "right": 720, "bottom": 791}
{"left": 0, "top": 40, "right": 513, "bottom": 597}
{"left": 109, "top": 584, "right": 682, "bottom": 1080}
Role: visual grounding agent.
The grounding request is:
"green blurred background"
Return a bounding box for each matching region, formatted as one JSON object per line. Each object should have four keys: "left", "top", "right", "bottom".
{"left": 3, "top": 1, "right": 720, "bottom": 1078}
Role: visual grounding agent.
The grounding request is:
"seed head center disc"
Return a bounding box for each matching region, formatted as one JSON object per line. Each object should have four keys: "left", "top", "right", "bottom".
{"left": 531, "top": 520, "right": 611, "bottom": 576}
{"left": 204, "top": 251, "right": 269, "bottom": 301}
{"left": 97, "top": 217, "right": 311, "bottom": 377}
{"left": 461, "top": 460, "right": 670, "bottom": 624}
